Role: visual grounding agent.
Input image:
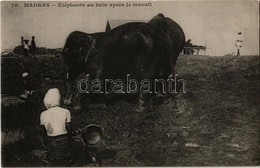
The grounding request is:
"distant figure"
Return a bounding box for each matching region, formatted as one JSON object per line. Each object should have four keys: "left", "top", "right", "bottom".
{"left": 20, "top": 72, "right": 35, "bottom": 100}
{"left": 235, "top": 32, "right": 242, "bottom": 56}
{"left": 30, "top": 36, "right": 36, "bottom": 58}
{"left": 24, "top": 40, "right": 30, "bottom": 57}
{"left": 235, "top": 40, "right": 242, "bottom": 56}
{"left": 21, "top": 36, "right": 24, "bottom": 46}
{"left": 237, "top": 48, "right": 240, "bottom": 56}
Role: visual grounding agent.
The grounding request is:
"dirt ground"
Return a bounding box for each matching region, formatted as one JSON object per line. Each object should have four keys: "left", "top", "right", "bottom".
{"left": 1, "top": 55, "right": 259, "bottom": 166}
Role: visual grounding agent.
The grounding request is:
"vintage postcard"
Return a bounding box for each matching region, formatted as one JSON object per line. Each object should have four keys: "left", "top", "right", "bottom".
{"left": 1, "top": 0, "right": 259, "bottom": 167}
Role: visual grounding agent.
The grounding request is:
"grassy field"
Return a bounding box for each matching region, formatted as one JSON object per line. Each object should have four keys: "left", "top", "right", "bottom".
{"left": 1, "top": 55, "right": 259, "bottom": 166}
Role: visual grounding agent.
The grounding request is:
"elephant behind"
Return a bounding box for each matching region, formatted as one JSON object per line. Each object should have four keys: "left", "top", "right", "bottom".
{"left": 149, "top": 13, "right": 185, "bottom": 72}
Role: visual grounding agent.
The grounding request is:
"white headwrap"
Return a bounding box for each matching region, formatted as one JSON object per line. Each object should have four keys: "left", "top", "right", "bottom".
{"left": 43, "top": 88, "right": 61, "bottom": 109}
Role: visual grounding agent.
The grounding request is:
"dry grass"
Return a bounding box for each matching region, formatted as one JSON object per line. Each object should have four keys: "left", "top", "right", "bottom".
{"left": 1, "top": 55, "right": 259, "bottom": 166}
{"left": 1, "top": 129, "right": 26, "bottom": 146}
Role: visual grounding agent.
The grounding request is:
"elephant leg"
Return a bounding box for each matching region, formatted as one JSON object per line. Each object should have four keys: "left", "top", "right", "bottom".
{"left": 163, "top": 62, "right": 177, "bottom": 106}
{"left": 135, "top": 93, "right": 146, "bottom": 112}
{"left": 64, "top": 93, "right": 73, "bottom": 106}
{"left": 155, "top": 65, "right": 172, "bottom": 105}
{"left": 164, "top": 63, "right": 182, "bottom": 109}
{"left": 64, "top": 73, "right": 80, "bottom": 107}
{"left": 135, "top": 93, "right": 154, "bottom": 112}
{"left": 64, "top": 73, "right": 73, "bottom": 105}
{"left": 73, "top": 91, "right": 82, "bottom": 111}
{"left": 71, "top": 73, "right": 89, "bottom": 111}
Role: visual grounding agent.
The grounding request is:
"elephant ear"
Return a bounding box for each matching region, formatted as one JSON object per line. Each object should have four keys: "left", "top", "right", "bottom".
{"left": 84, "top": 36, "right": 97, "bottom": 64}
{"left": 77, "top": 35, "right": 97, "bottom": 63}
{"left": 84, "top": 45, "right": 103, "bottom": 77}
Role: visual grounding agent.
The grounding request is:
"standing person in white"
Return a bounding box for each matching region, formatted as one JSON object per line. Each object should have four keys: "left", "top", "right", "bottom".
{"left": 235, "top": 32, "right": 243, "bottom": 56}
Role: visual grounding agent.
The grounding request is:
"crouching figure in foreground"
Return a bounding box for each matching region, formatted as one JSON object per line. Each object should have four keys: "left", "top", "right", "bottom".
{"left": 40, "top": 88, "right": 102, "bottom": 166}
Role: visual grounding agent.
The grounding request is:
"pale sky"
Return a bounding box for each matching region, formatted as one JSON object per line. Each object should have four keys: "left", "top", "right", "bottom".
{"left": 1, "top": 0, "right": 259, "bottom": 56}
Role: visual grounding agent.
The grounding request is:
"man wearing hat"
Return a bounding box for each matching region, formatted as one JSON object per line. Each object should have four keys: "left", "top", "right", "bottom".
{"left": 30, "top": 36, "right": 36, "bottom": 58}
{"left": 24, "top": 40, "right": 30, "bottom": 58}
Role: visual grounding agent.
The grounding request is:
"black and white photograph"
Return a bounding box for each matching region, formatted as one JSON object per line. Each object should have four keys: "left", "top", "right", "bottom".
{"left": 1, "top": 0, "right": 259, "bottom": 167}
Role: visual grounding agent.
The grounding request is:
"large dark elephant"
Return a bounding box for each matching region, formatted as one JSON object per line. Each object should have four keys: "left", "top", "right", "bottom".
{"left": 149, "top": 13, "right": 185, "bottom": 73}
{"left": 63, "top": 22, "right": 172, "bottom": 111}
